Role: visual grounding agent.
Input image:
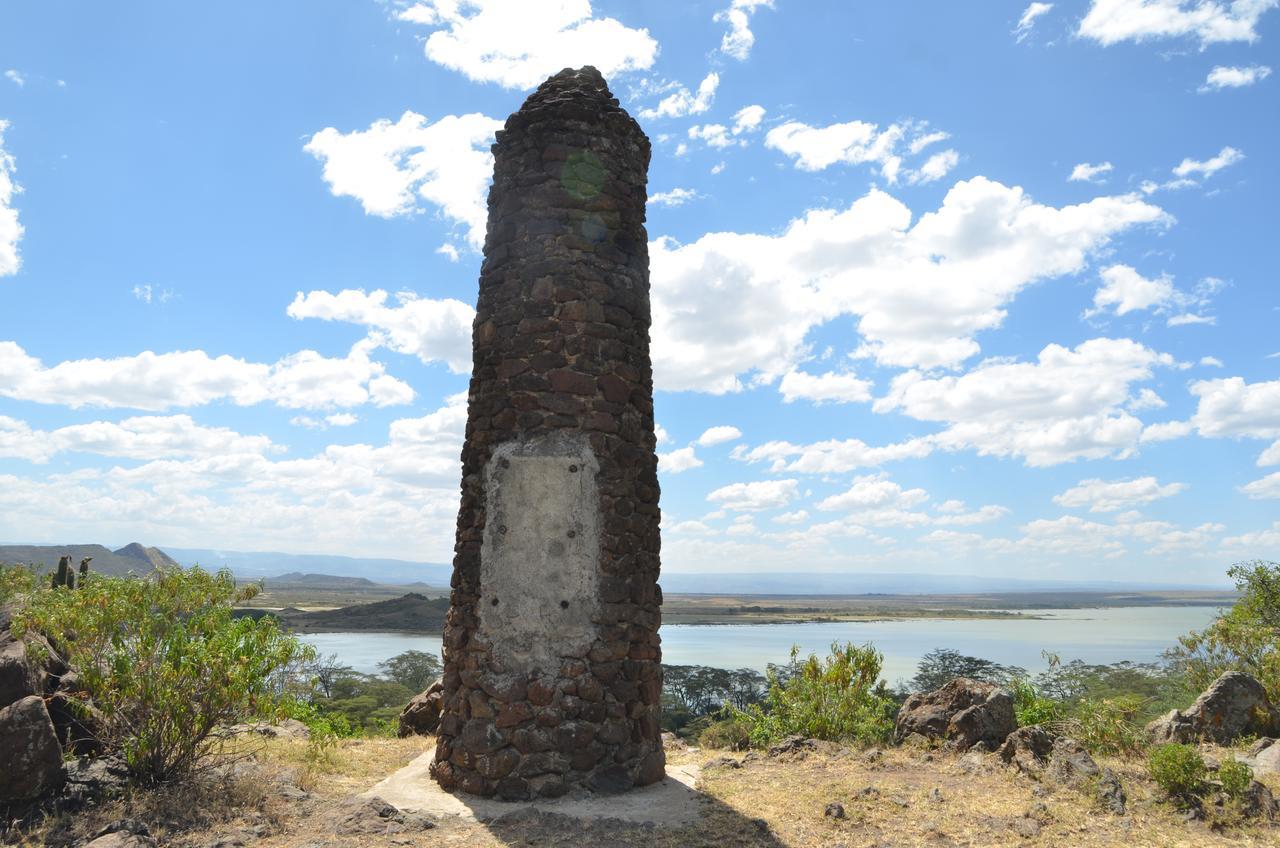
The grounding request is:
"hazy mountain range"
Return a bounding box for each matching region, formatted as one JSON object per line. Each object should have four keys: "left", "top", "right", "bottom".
{"left": 2, "top": 542, "right": 1227, "bottom": 594}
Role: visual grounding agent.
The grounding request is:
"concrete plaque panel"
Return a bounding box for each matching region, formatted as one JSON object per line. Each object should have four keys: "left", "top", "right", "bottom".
{"left": 479, "top": 435, "right": 601, "bottom": 674}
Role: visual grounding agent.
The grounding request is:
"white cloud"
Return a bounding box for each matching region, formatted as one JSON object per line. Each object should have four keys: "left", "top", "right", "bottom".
{"left": 817, "top": 472, "right": 929, "bottom": 512}
{"left": 687, "top": 123, "right": 734, "bottom": 149}
{"left": 658, "top": 446, "right": 703, "bottom": 473}
{"left": 4, "top": 70, "right": 24, "bottom": 87}
{"left": 668, "top": 519, "right": 715, "bottom": 535}
{"left": 648, "top": 187, "right": 699, "bottom": 207}
{"left": 875, "top": 338, "right": 1175, "bottom": 466}
{"left": 707, "top": 478, "right": 798, "bottom": 511}
{"left": 1015, "top": 3, "right": 1055, "bottom": 41}
{"left": 908, "top": 131, "right": 950, "bottom": 155}
{"left": 1172, "top": 145, "right": 1244, "bottom": 179}
{"left": 697, "top": 425, "right": 743, "bottom": 447}
{"left": 773, "top": 510, "right": 809, "bottom": 524}
{"left": 1087, "top": 264, "right": 1217, "bottom": 321}
{"left": 131, "top": 284, "right": 174, "bottom": 305}
{"left": 1070, "top": 161, "right": 1114, "bottom": 183}
{"left": 736, "top": 436, "right": 935, "bottom": 474}
{"left": 1241, "top": 471, "right": 1280, "bottom": 499}
{"left": 291, "top": 412, "right": 360, "bottom": 430}
{"left": 765, "top": 119, "right": 906, "bottom": 178}
{"left": 640, "top": 73, "right": 718, "bottom": 120}
{"left": 732, "top": 105, "right": 766, "bottom": 134}
{"left": 654, "top": 423, "right": 672, "bottom": 445}
{"left": 0, "top": 121, "right": 22, "bottom": 277}
{"left": 1187, "top": 376, "right": 1280, "bottom": 438}
{"left": 715, "top": 0, "right": 774, "bottom": 60}
{"left": 1078, "top": 0, "right": 1278, "bottom": 47}
{"left": 394, "top": 0, "right": 657, "bottom": 89}
{"left": 934, "top": 504, "right": 1010, "bottom": 526}
{"left": 0, "top": 414, "right": 280, "bottom": 464}
{"left": 906, "top": 149, "right": 960, "bottom": 185}
{"left": 0, "top": 339, "right": 413, "bottom": 411}
{"left": 287, "top": 289, "right": 474, "bottom": 373}
{"left": 649, "top": 178, "right": 1168, "bottom": 391}
{"left": 1260, "top": 440, "right": 1280, "bottom": 466}
{"left": 1054, "top": 476, "right": 1187, "bottom": 512}
{"left": 1200, "top": 356, "right": 1224, "bottom": 367}
{"left": 436, "top": 243, "right": 460, "bottom": 262}
{"left": 778, "top": 369, "right": 873, "bottom": 405}
{"left": 304, "top": 111, "right": 502, "bottom": 250}
{"left": 1200, "top": 64, "right": 1273, "bottom": 91}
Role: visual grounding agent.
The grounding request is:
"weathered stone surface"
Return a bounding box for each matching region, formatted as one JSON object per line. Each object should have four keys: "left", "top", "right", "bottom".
{"left": 432, "top": 66, "right": 662, "bottom": 797}
{"left": 895, "top": 678, "right": 1016, "bottom": 750}
{"left": 997, "top": 725, "right": 1057, "bottom": 776}
{"left": 1046, "top": 737, "right": 1101, "bottom": 787}
{"left": 399, "top": 680, "right": 444, "bottom": 737}
{"left": 1146, "top": 671, "right": 1279, "bottom": 744}
{"left": 0, "top": 695, "right": 64, "bottom": 802}
{"left": 0, "top": 633, "right": 41, "bottom": 707}
{"left": 1244, "top": 739, "right": 1280, "bottom": 775}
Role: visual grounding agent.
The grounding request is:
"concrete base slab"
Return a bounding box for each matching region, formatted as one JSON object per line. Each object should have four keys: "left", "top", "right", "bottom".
{"left": 363, "top": 753, "right": 704, "bottom": 827}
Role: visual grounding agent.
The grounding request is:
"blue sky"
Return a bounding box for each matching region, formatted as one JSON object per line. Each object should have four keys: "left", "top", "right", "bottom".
{"left": 0, "top": 0, "right": 1277, "bottom": 583}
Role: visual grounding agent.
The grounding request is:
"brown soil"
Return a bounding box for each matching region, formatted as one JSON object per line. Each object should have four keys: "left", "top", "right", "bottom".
{"left": 11, "top": 736, "right": 1279, "bottom": 847}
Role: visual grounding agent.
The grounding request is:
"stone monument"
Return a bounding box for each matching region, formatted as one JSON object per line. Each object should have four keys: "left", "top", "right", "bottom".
{"left": 430, "top": 66, "right": 664, "bottom": 800}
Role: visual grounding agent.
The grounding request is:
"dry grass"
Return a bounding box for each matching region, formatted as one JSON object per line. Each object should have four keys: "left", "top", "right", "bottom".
{"left": 7, "top": 737, "right": 1278, "bottom": 847}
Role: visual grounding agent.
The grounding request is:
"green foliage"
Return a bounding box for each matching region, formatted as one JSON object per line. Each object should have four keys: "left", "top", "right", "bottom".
{"left": 907, "top": 648, "right": 1025, "bottom": 694}
{"left": 1061, "top": 694, "right": 1149, "bottom": 755}
{"left": 376, "top": 650, "right": 442, "bottom": 693}
{"left": 740, "top": 643, "right": 896, "bottom": 747}
{"left": 1008, "top": 677, "right": 1065, "bottom": 727}
{"left": 0, "top": 561, "right": 37, "bottom": 605}
{"left": 1147, "top": 743, "right": 1207, "bottom": 799}
{"left": 698, "top": 710, "right": 753, "bottom": 751}
{"left": 1218, "top": 756, "right": 1254, "bottom": 801}
{"left": 1168, "top": 560, "right": 1280, "bottom": 705}
{"left": 14, "top": 564, "right": 313, "bottom": 783}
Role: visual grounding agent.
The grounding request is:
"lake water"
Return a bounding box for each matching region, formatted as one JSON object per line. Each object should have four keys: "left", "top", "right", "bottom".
{"left": 299, "top": 605, "right": 1223, "bottom": 686}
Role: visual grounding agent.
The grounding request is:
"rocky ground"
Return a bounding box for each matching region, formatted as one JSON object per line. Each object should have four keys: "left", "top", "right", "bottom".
{"left": 11, "top": 733, "right": 1280, "bottom": 848}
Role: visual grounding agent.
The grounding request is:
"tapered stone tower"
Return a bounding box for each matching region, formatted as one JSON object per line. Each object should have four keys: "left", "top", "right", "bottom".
{"left": 431, "top": 67, "right": 663, "bottom": 800}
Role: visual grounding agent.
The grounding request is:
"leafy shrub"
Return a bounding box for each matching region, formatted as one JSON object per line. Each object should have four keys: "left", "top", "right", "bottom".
{"left": 1008, "top": 677, "right": 1065, "bottom": 727}
{"left": 1218, "top": 757, "right": 1254, "bottom": 801}
{"left": 698, "top": 711, "right": 753, "bottom": 750}
{"left": 740, "top": 643, "right": 896, "bottom": 747}
{"left": 1063, "top": 695, "right": 1149, "bottom": 755}
{"left": 1148, "top": 743, "right": 1207, "bottom": 799}
{"left": 1168, "top": 560, "right": 1280, "bottom": 705}
{"left": 14, "top": 565, "right": 313, "bottom": 783}
{"left": 907, "top": 648, "right": 1025, "bottom": 694}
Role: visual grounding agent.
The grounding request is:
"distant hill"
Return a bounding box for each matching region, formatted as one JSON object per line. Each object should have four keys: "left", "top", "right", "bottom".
{"left": 165, "top": 547, "right": 452, "bottom": 586}
{"left": 0, "top": 543, "right": 179, "bottom": 577}
{"left": 660, "top": 571, "right": 1228, "bottom": 595}
{"left": 266, "top": 572, "right": 380, "bottom": 589}
{"left": 275, "top": 593, "right": 449, "bottom": 633}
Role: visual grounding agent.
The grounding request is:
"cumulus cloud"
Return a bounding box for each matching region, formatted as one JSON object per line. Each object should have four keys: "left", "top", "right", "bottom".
{"left": 765, "top": 119, "right": 907, "bottom": 178}
{"left": 1015, "top": 3, "right": 1055, "bottom": 41}
{"left": 649, "top": 177, "right": 1168, "bottom": 391}
{"left": 697, "top": 425, "right": 743, "bottom": 447}
{"left": 1200, "top": 64, "right": 1272, "bottom": 91}
{"left": 875, "top": 338, "right": 1175, "bottom": 467}
{"left": 1241, "top": 471, "right": 1280, "bottom": 499}
{"left": 1078, "top": 0, "right": 1278, "bottom": 47}
{"left": 707, "top": 478, "right": 798, "bottom": 511}
{"left": 715, "top": 0, "right": 774, "bottom": 60}
{"left": 736, "top": 436, "right": 936, "bottom": 474}
{"left": 0, "top": 415, "right": 279, "bottom": 464}
{"left": 0, "top": 339, "right": 413, "bottom": 411}
{"left": 640, "top": 73, "right": 718, "bottom": 120}
{"left": 305, "top": 111, "right": 502, "bottom": 250}
{"left": 906, "top": 149, "right": 960, "bottom": 185}
{"left": 658, "top": 445, "right": 703, "bottom": 473}
{"left": 685, "top": 107, "right": 765, "bottom": 151}
{"left": 934, "top": 504, "right": 1010, "bottom": 526}
{"left": 1260, "top": 440, "right": 1280, "bottom": 466}
{"left": 648, "top": 187, "right": 699, "bottom": 207}
{"left": 0, "top": 121, "right": 22, "bottom": 277}
{"left": 394, "top": 0, "right": 657, "bottom": 89}
{"left": 1172, "top": 145, "right": 1244, "bottom": 179}
{"left": 732, "top": 105, "right": 766, "bottom": 134}
{"left": 1054, "top": 476, "right": 1187, "bottom": 512}
{"left": 1187, "top": 376, "right": 1280, "bottom": 439}
{"left": 287, "top": 289, "right": 473, "bottom": 373}
{"left": 817, "top": 472, "right": 929, "bottom": 512}
{"left": 1086, "top": 264, "right": 1217, "bottom": 323}
{"left": 1070, "top": 161, "right": 1114, "bottom": 183}
{"left": 778, "top": 369, "right": 873, "bottom": 405}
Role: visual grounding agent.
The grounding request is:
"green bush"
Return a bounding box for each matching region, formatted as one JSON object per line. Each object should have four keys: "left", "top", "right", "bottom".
{"left": 1168, "top": 560, "right": 1280, "bottom": 705}
{"left": 698, "top": 711, "right": 753, "bottom": 750}
{"left": 14, "top": 565, "right": 313, "bottom": 783}
{"left": 740, "top": 643, "right": 896, "bottom": 747}
{"left": 1148, "top": 743, "right": 1207, "bottom": 799}
{"left": 1218, "top": 757, "right": 1254, "bottom": 800}
{"left": 1008, "top": 677, "right": 1065, "bottom": 727}
{"left": 1063, "top": 694, "right": 1149, "bottom": 755}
